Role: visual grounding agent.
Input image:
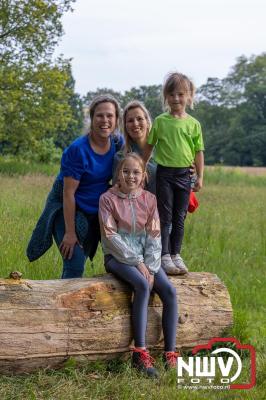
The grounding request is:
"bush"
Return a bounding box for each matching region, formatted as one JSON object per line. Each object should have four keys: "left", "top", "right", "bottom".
{"left": 24, "top": 137, "right": 62, "bottom": 163}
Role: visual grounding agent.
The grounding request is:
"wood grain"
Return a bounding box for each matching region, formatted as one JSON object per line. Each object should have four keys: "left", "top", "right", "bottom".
{"left": 0, "top": 272, "right": 233, "bottom": 374}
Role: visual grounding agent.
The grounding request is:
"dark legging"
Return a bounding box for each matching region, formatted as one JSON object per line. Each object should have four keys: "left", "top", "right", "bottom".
{"left": 104, "top": 255, "right": 178, "bottom": 351}
{"left": 156, "top": 165, "right": 191, "bottom": 256}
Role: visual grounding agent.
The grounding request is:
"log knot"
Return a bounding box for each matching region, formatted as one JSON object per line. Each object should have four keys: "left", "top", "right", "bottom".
{"left": 8, "top": 271, "right": 23, "bottom": 280}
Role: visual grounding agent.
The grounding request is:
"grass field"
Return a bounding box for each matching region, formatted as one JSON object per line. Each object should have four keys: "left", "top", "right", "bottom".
{"left": 0, "top": 164, "right": 265, "bottom": 399}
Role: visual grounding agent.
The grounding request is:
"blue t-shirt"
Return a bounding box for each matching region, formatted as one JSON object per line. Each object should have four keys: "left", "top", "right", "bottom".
{"left": 57, "top": 134, "right": 124, "bottom": 214}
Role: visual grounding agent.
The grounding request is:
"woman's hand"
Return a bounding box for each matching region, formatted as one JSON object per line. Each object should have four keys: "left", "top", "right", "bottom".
{"left": 61, "top": 177, "right": 81, "bottom": 259}
{"left": 59, "top": 232, "right": 82, "bottom": 259}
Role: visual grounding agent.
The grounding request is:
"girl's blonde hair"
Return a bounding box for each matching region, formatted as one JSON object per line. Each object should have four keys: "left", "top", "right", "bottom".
{"left": 122, "top": 101, "right": 152, "bottom": 154}
{"left": 115, "top": 152, "right": 147, "bottom": 189}
{"left": 163, "top": 72, "right": 196, "bottom": 110}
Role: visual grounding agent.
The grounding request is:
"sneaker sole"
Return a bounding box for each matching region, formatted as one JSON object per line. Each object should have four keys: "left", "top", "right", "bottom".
{"left": 176, "top": 269, "right": 188, "bottom": 275}
{"left": 162, "top": 266, "right": 182, "bottom": 275}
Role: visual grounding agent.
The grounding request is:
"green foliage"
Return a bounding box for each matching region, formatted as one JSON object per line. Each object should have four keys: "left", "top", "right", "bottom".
{"left": 54, "top": 70, "right": 84, "bottom": 149}
{"left": 0, "top": 0, "right": 79, "bottom": 156}
{"left": 122, "top": 85, "right": 163, "bottom": 119}
{"left": 0, "top": 60, "right": 75, "bottom": 153}
{"left": 24, "top": 137, "right": 62, "bottom": 163}
{"left": 194, "top": 52, "right": 266, "bottom": 166}
{"left": 0, "top": 0, "right": 74, "bottom": 65}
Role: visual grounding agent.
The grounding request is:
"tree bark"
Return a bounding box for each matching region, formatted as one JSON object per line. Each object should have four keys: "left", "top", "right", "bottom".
{"left": 0, "top": 272, "right": 233, "bottom": 374}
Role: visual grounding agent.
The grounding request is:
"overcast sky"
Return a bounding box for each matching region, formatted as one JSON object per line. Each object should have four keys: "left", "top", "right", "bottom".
{"left": 55, "top": 0, "right": 266, "bottom": 95}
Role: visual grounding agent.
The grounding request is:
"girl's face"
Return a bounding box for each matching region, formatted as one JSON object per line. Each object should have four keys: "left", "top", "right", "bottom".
{"left": 125, "top": 108, "right": 148, "bottom": 142}
{"left": 166, "top": 90, "right": 190, "bottom": 114}
{"left": 118, "top": 158, "right": 144, "bottom": 194}
{"left": 91, "top": 102, "right": 117, "bottom": 139}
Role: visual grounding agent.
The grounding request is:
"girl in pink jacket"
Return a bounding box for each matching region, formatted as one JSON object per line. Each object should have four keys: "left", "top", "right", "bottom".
{"left": 99, "top": 153, "right": 178, "bottom": 378}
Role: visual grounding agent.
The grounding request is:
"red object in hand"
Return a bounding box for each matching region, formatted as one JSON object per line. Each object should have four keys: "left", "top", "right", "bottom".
{"left": 188, "top": 191, "right": 199, "bottom": 213}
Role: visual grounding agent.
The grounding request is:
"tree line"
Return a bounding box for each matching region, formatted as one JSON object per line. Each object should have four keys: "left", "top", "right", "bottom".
{"left": 1, "top": 1, "right": 265, "bottom": 165}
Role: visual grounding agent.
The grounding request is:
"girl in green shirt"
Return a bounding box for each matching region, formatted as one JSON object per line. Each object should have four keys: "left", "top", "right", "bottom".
{"left": 144, "top": 72, "right": 204, "bottom": 275}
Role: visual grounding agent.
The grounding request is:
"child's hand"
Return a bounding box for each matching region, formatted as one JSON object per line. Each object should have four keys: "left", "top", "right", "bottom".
{"left": 137, "top": 262, "right": 150, "bottom": 281}
{"left": 193, "top": 176, "right": 203, "bottom": 192}
{"left": 148, "top": 274, "right": 154, "bottom": 288}
{"left": 189, "top": 162, "right": 196, "bottom": 178}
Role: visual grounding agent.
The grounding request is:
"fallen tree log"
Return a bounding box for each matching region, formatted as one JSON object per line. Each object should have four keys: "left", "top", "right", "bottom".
{"left": 0, "top": 272, "right": 233, "bottom": 374}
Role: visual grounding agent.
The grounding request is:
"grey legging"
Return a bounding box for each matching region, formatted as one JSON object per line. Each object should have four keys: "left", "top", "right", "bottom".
{"left": 104, "top": 255, "right": 178, "bottom": 350}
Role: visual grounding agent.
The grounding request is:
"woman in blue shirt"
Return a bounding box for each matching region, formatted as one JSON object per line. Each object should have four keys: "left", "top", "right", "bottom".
{"left": 27, "top": 95, "right": 124, "bottom": 278}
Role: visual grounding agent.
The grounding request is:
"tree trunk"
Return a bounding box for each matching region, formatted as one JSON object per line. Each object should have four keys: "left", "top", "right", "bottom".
{"left": 0, "top": 272, "right": 233, "bottom": 374}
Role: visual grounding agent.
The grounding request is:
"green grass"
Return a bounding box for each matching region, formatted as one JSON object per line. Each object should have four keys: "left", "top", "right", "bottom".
{"left": 204, "top": 166, "right": 266, "bottom": 187}
{"left": 0, "top": 167, "right": 265, "bottom": 399}
{"left": 0, "top": 156, "right": 59, "bottom": 176}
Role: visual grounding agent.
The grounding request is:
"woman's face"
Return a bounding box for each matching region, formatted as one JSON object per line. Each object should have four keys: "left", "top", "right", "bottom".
{"left": 91, "top": 102, "right": 117, "bottom": 139}
{"left": 125, "top": 107, "right": 149, "bottom": 142}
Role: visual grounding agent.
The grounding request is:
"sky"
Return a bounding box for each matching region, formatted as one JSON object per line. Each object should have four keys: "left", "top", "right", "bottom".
{"left": 55, "top": 0, "right": 266, "bottom": 96}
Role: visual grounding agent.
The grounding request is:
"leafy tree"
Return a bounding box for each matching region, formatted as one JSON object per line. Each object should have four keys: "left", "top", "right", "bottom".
{"left": 194, "top": 53, "right": 266, "bottom": 166}
{"left": 0, "top": 0, "right": 77, "bottom": 155}
{"left": 191, "top": 102, "right": 233, "bottom": 164}
{"left": 123, "top": 85, "right": 162, "bottom": 119}
{"left": 0, "top": 0, "right": 74, "bottom": 64}
{"left": 54, "top": 67, "right": 84, "bottom": 149}
{"left": 222, "top": 53, "right": 266, "bottom": 165}
{"left": 197, "top": 77, "right": 226, "bottom": 106}
{"left": 0, "top": 59, "right": 73, "bottom": 154}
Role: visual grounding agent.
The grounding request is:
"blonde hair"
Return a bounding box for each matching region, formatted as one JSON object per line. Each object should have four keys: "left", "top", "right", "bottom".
{"left": 122, "top": 101, "right": 152, "bottom": 154}
{"left": 163, "top": 72, "right": 196, "bottom": 110}
{"left": 115, "top": 152, "right": 147, "bottom": 188}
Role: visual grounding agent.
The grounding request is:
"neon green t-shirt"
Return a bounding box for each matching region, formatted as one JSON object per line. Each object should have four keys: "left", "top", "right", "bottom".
{"left": 147, "top": 113, "right": 204, "bottom": 167}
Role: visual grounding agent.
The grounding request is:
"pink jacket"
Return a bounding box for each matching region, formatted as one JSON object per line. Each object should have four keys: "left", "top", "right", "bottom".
{"left": 99, "top": 187, "right": 161, "bottom": 274}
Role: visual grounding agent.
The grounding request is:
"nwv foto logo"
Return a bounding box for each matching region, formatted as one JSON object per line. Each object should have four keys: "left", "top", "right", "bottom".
{"left": 177, "top": 337, "right": 256, "bottom": 390}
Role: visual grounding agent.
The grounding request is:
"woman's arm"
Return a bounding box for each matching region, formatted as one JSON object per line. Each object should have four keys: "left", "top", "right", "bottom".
{"left": 59, "top": 177, "right": 80, "bottom": 259}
